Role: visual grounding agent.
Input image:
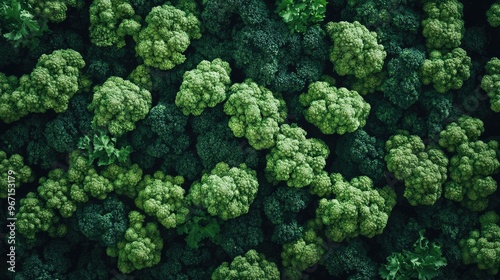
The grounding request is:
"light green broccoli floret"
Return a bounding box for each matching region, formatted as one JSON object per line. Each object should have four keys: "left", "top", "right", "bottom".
{"left": 188, "top": 162, "right": 259, "bottom": 220}
{"left": 0, "top": 150, "right": 34, "bottom": 199}
{"left": 134, "top": 3, "right": 201, "bottom": 70}
{"left": 127, "top": 64, "right": 153, "bottom": 91}
{"left": 315, "top": 173, "right": 396, "bottom": 242}
{"left": 326, "top": 21, "right": 386, "bottom": 79}
{"left": 175, "top": 58, "right": 231, "bottom": 116}
{"left": 135, "top": 172, "right": 189, "bottom": 229}
{"left": 66, "top": 150, "right": 93, "bottom": 184}
{"left": 212, "top": 250, "right": 280, "bottom": 280}
{"left": 281, "top": 224, "right": 326, "bottom": 280}
{"left": 299, "top": 81, "right": 370, "bottom": 135}
{"left": 16, "top": 192, "right": 59, "bottom": 239}
{"left": 445, "top": 141, "right": 499, "bottom": 211}
{"left": 460, "top": 211, "right": 500, "bottom": 275}
{"left": 83, "top": 168, "right": 114, "bottom": 200}
{"left": 37, "top": 169, "right": 80, "bottom": 218}
{"left": 481, "top": 57, "right": 500, "bottom": 112}
{"left": 89, "top": 0, "right": 141, "bottom": 47}
{"left": 101, "top": 163, "right": 143, "bottom": 199}
{"left": 439, "top": 117, "right": 499, "bottom": 211}
{"left": 487, "top": 2, "right": 500, "bottom": 27}
{"left": 265, "top": 124, "right": 330, "bottom": 188}
{"left": 421, "top": 48, "right": 471, "bottom": 93}
{"left": 0, "top": 49, "right": 85, "bottom": 123}
{"left": 224, "top": 79, "right": 287, "bottom": 150}
{"left": 438, "top": 116, "right": 484, "bottom": 153}
{"left": 27, "top": 0, "right": 81, "bottom": 23}
{"left": 385, "top": 131, "right": 449, "bottom": 206}
{"left": 422, "top": 0, "right": 464, "bottom": 49}
{"left": 107, "top": 211, "right": 164, "bottom": 273}
{"left": 88, "top": 76, "right": 152, "bottom": 136}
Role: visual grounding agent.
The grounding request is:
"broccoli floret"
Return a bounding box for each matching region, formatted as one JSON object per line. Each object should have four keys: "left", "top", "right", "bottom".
{"left": 299, "top": 81, "right": 370, "bottom": 135}
{"left": 134, "top": 3, "right": 201, "bottom": 70}
{"left": 326, "top": 21, "right": 386, "bottom": 79}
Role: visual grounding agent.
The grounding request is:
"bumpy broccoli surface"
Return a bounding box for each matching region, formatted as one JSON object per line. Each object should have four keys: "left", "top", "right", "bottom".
{"left": 0, "top": 49, "right": 85, "bottom": 123}
{"left": 0, "top": 150, "right": 34, "bottom": 198}
{"left": 135, "top": 172, "right": 189, "bottom": 229}
{"left": 421, "top": 0, "right": 464, "bottom": 50}
{"left": 88, "top": 76, "right": 152, "bottom": 136}
{"left": 212, "top": 249, "right": 280, "bottom": 280}
{"left": 315, "top": 173, "right": 396, "bottom": 241}
{"left": 89, "top": 0, "right": 140, "bottom": 47}
{"left": 135, "top": 3, "right": 201, "bottom": 70}
{"left": 481, "top": 57, "right": 500, "bottom": 112}
{"left": 299, "top": 81, "right": 370, "bottom": 135}
{"left": 188, "top": 162, "right": 259, "bottom": 220}
{"left": 385, "top": 131, "right": 449, "bottom": 206}
{"left": 224, "top": 79, "right": 287, "bottom": 150}
{"left": 460, "top": 211, "right": 500, "bottom": 275}
{"left": 176, "top": 58, "right": 231, "bottom": 116}
{"left": 420, "top": 48, "right": 471, "bottom": 93}
{"left": 326, "top": 21, "right": 386, "bottom": 79}
{"left": 108, "top": 211, "right": 164, "bottom": 273}
{"left": 265, "top": 124, "right": 329, "bottom": 188}
{"left": 439, "top": 116, "right": 499, "bottom": 211}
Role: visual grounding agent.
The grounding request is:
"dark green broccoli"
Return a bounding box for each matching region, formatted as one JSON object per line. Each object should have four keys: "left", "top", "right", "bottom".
{"left": 76, "top": 195, "right": 128, "bottom": 247}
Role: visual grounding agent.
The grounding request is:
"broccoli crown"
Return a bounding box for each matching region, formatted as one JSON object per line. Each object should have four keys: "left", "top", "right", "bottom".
{"left": 481, "top": 57, "right": 500, "bottom": 112}
{"left": 299, "top": 81, "right": 371, "bottom": 135}
{"left": 382, "top": 48, "right": 425, "bottom": 109}
{"left": 27, "top": 0, "right": 80, "bottom": 23}
{"left": 422, "top": 0, "right": 464, "bottom": 50}
{"left": 135, "top": 172, "right": 189, "bottom": 229}
{"left": 76, "top": 194, "right": 128, "bottom": 247}
{"left": 420, "top": 48, "right": 471, "bottom": 93}
{"left": 135, "top": 3, "right": 201, "bottom": 70}
{"left": 0, "top": 49, "right": 85, "bottom": 123}
{"left": 109, "top": 211, "right": 164, "bottom": 273}
{"left": 16, "top": 192, "right": 59, "bottom": 239}
{"left": 188, "top": 162, "right": 259, "bottom": 220}
{"left": 224, "top": 79, "right": 287, "bottom": 150}
{"left": 0, "top": 150, "right": 34, "bottom": 198}
{"left": 333, "top": 128, "right": 385, "bottom": 181}
{"left": 281, "top": 226, "right": 326, "bottom": 279}
{"left": 439, "top": 116, "right": 499, "bottom": 211}
{"left": 385, "top": 131, "right": 448, "bottom": 206}
{"left": 315, "top": 173, "right": 396, "bottom": 241}
{"left": 326, "top": 21, "right": 386, "bottom": 79}
{"left": 487, "top": 2, "right": 500, "bottom": 27}
{"left": 88, "top": 76, "right": 152, "bottom": 136}
{"left": 89, "top": 0, "right": 140, "bottom": 47}
{"left": 460, "top": 211, "right": 500, "bottom": 275}
{"left": 212, "top": 249, "right": 280, "bottom": 280}
{"left": 265, "top": 124, "right": 330, "bottom": 188}
{"left": 176, "top": 58, "right": 231, "bottom": 116}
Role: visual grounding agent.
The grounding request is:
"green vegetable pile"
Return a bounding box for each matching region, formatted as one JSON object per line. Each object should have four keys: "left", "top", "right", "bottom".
{"left": 1, "top": 0, "right": 499, "bottom": 279}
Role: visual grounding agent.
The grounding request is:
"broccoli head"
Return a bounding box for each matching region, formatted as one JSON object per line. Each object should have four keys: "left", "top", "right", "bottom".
{"left": 481, "top": 57, "right": 500, "bottom": 112}
{"left": 176, "top": 58, "right": 231, "bottom": 116}
{"left": 299, "top": 81, "right": 370, "bottom": 135}
{"left": 212, "top": 250, "right": 280, "bottom": 280}
{"left": 385, "top": 131, "right": 448, "bottom": 206}
{"left": 134, "top": 3, "right": 201, "bottom": 70}
{"left": 315, "top": 173, "right": 396, "bottom": 241}
{"left": 135, "top": 172, "right": 189, "bottom": 229}
{"left": 88, "top": 76, "right": 152, "bottom": 137}
{"left": 0, "top": 49, "right": 85, "bottom": 123}
{"left": 460, "top": 211, "right": 500, "bottom": 275}
{"left": 326, "top": 21, "right": 386, "bottom": 79}
{"left": 224, "top": 79, "right": 287, "bottom": 150}
{"left": 188, "top": 162, "right": 259, "bottom": 220}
